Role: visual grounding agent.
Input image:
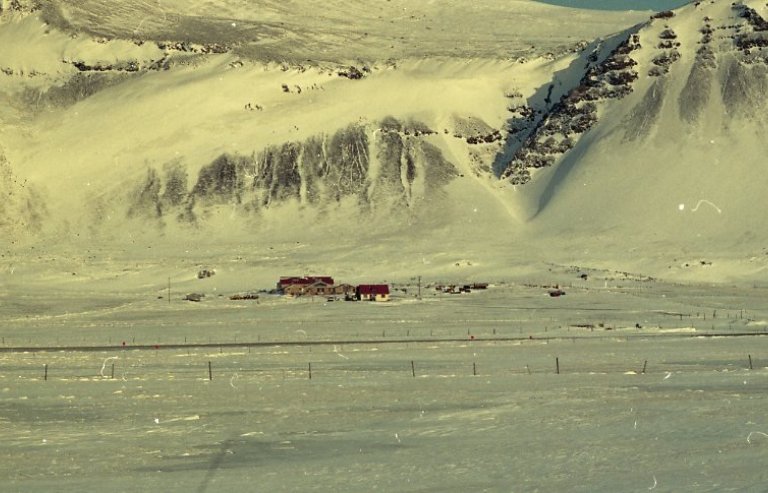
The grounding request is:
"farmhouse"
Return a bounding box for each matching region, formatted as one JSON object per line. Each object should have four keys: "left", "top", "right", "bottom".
{"left": 277, "top": 277, "right": 388, "bottom": 301}
{"left": 357, "top": 284, "right": 390, "bottom": 302}
{"left": 304, "top": 280, "right": 335, "bottom": 296}
{"left": 278, "top": 276, "right": 335, "bottom": 296}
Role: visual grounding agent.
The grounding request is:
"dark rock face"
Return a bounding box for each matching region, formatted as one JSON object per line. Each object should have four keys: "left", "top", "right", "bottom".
{"left": 19, "top": 72, "right": 134, "bottom": 110}
{"left": 623, "top": 79, "right": 666, "bottom": 141}
{"left": 192, "top": 153, "right": 250, "bottom": 206}
{"left": 649, "top": 49, "right": 680, "bottom": 76}
{"left": 499, "top": 2, "right": 768, "bottom": 185}
{"left": 300, "top": 136, "right": 327, "bottom": 204}
{"left": 731, "top": 4, "right": 768, "bottom": 58}
{"left": 374, "top": 127, "right": 410, "bottom": 208}
{"left": 452, "top": 116, "right": 501, "bottom": 144}
{"left": 679, "top": 57, "right": 714, "bottom": 123}
{"left": 420, "top": 141, "right": 457, "bottom": 188}
{"left": 678, "top": 23, "right": 718, "bottom": 124}
{"left": 720, "top": 56, "right": 768, "bottom": 117}
{"left": 501, "top": 33, "right": 641, "bottom": 184}
{"left": 0, "top": 0, "right": 40, "bottom": 14}
{"left": 62, "top": 55, "right": 170, "bottom": 73}
{"left": 161, "top": 160, "right": 188, "bottom": 208}
{"left": 324, "top": 124, "right": 370, "bottom": 201}
{"left": 650, "top": 10, "right": 675, "bottom": 20}
{"left": 253, "top": 142, "right": 303, "bottom": 206}
{"left": 123, "top": 118, "right": 456, "bottom": 227}
{"left": 734, "top": 4, "right": 768, "bottom": 32}
{"left": 337, "top": 66, "right": 366, "bottom": 80}
{"left": 156, "top": 41, "right": 228, "bottom": 55}
{"left": 648, "top": 26, "right": 682, "bottom": 78}
{"left": 127, "top": 168, "right": 162, "bottom": 218}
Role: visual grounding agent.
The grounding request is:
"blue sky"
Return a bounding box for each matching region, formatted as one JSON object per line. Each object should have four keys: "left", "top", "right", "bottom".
{"left": 535, "top": 0, "right": 691, "bottom": 11}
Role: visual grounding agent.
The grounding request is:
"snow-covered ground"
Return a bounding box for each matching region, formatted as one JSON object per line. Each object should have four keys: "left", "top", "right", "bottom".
{"left": 2, "top": 275, "right": 768, "bottom": 491}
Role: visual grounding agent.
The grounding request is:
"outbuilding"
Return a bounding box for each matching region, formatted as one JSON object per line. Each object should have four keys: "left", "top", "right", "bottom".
{"left": 357, "top": 284, "right": 390, "bottom": 302}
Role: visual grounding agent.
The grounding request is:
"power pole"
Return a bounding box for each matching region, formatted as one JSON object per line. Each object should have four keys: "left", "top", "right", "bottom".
{"left": 417, "top": 275, "right": 422, "bottom": 300}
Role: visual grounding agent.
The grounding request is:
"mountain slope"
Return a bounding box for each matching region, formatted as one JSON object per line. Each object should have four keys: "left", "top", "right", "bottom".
{"left": 4, "top": 1, "right": 768, "bottom": 282}
{"left": 0, "top": 2, "right": 648, "bottom": 244}
{"left": 498, "top": 0, "right": 768, "bottom": 252}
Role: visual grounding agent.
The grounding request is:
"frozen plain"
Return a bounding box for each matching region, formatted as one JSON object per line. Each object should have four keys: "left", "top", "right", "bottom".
{"left": 3, "top": 271, "right": 768, "bottom": 492}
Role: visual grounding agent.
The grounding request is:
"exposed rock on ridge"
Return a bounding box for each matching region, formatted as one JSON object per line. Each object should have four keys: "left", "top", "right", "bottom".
{"left": 121, "top": 119, "right": 458, "bottom": 228}
{"left": 499, "top": 0, "right": 768, "bottom": 185}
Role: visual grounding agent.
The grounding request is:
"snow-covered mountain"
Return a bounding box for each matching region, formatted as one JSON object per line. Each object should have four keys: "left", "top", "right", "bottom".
{"left": 499, "top": 0, "right": 768, "bottom": 250}
{"left": 2, "top": 0, "right": 768, "bottom": 281}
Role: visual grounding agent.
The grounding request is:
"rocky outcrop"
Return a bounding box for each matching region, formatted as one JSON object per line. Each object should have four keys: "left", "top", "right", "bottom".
{"left": 0, "top": 0, "right": 40, "bottom": 15}
{"left": 19, "top": 72, "right": 134, "bottom": 110}
{"left": 452, "top": 116, "right": 501, "bottom": 144}
{"left": 501, "top": 32, "right": 641, "bottom": 184}
{"left": 156, "top": 41, "right": 229, "bottom": 55}
{"left": 500, "top": 1, "right": 768, "bottom": 184}
{"left": 62, "top": 56, "right": 170, "bottom": 73}
{"left": 119, "top": 118, "right": 457, "bottom": 227}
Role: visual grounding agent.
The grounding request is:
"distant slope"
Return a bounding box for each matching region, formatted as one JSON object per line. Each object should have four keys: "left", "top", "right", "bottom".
{"left": 498, "top": 0, "right": 768, "bottom": 251}
{"left": 0, "top": 2, "right": 646, "bottom": 244}
{"left": 5, "top": 1, "right": 768, "bottom": 282}
{"left": 35, "top": 0, "right": 649, "bottom": 62}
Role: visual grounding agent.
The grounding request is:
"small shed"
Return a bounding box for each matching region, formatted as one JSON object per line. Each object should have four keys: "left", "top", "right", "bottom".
{"left": 357, "top": 284, "right": 390, "bottom": 302}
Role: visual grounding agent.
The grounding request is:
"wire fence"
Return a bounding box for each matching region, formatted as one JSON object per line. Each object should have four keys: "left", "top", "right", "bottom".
{"left": 2, "top": 351, "right": 762, "bottom": 383}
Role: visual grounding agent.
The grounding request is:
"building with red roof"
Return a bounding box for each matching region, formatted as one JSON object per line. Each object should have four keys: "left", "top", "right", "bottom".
{"left": 356, "top": 284, "right": 390, "bottom": 302}
{"left": 278, "top": 276, "right": 335, "bottom": 296}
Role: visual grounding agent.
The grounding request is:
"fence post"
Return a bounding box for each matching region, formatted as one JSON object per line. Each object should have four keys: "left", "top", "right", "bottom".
{"left": 473, "top": 362, "right": 477, "bottom": 376}
{"left": 44, "top": 364, "right": 48, "bottom": 381}
{"left": 308, "top": 362, "right": 312, "bottom": 380}
{"left": 411, "top": 360, "right": 416, "bottom": 378}
{"left": 642, "top": 360, "right": 648, "bottom": 374}
{"left": 208, "top": 361, "right": 213, "bottom": 380}
{"left": 749, "top": 354, "right": 753, "bottom": 370}
{"left": 556, "top": 357, "right": 560, "bottom": 375}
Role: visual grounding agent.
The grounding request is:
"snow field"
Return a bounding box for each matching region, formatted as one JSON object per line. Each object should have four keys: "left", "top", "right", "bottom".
{"left": 2, "top": 278, "right": 767, "bottom": 348}
{"left": 2, "top": 276, "right": 768, "bottom": 491}
{"left": 1, "top": 335, "right": 768, "bottom": 492}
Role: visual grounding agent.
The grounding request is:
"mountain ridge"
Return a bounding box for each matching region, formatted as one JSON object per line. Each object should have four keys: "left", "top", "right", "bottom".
{"left": 3, "top": 0, "right": 768, "bottom": 281}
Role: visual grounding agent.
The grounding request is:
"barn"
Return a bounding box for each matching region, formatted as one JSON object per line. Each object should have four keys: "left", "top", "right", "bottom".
{"left": 356, "top": 284, "right": 390, "bottom": 302}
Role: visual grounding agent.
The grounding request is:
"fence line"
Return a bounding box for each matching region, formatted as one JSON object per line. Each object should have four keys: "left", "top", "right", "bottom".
{"left": 2, "top": 354, "right": 761, "bottom": 383}
{"left": 1, "top": 329, "right": 768, "bottom": 355}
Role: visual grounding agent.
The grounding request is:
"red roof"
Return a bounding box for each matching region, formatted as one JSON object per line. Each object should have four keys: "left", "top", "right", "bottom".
{"left": 280, "top": 276, "right": 334, "bottom": 286}
{"left": 357, "top": 284, "right": 390, "bottom": 295}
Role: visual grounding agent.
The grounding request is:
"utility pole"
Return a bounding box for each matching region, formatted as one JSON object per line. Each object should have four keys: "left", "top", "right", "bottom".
{"left": 417, "top": 275, "right": 422, "bottom": 300}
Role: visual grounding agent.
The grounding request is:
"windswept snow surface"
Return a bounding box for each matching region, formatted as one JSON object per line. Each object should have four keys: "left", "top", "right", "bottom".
{"left": 2, "top": 279, "right": 768, "bottom": 492}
